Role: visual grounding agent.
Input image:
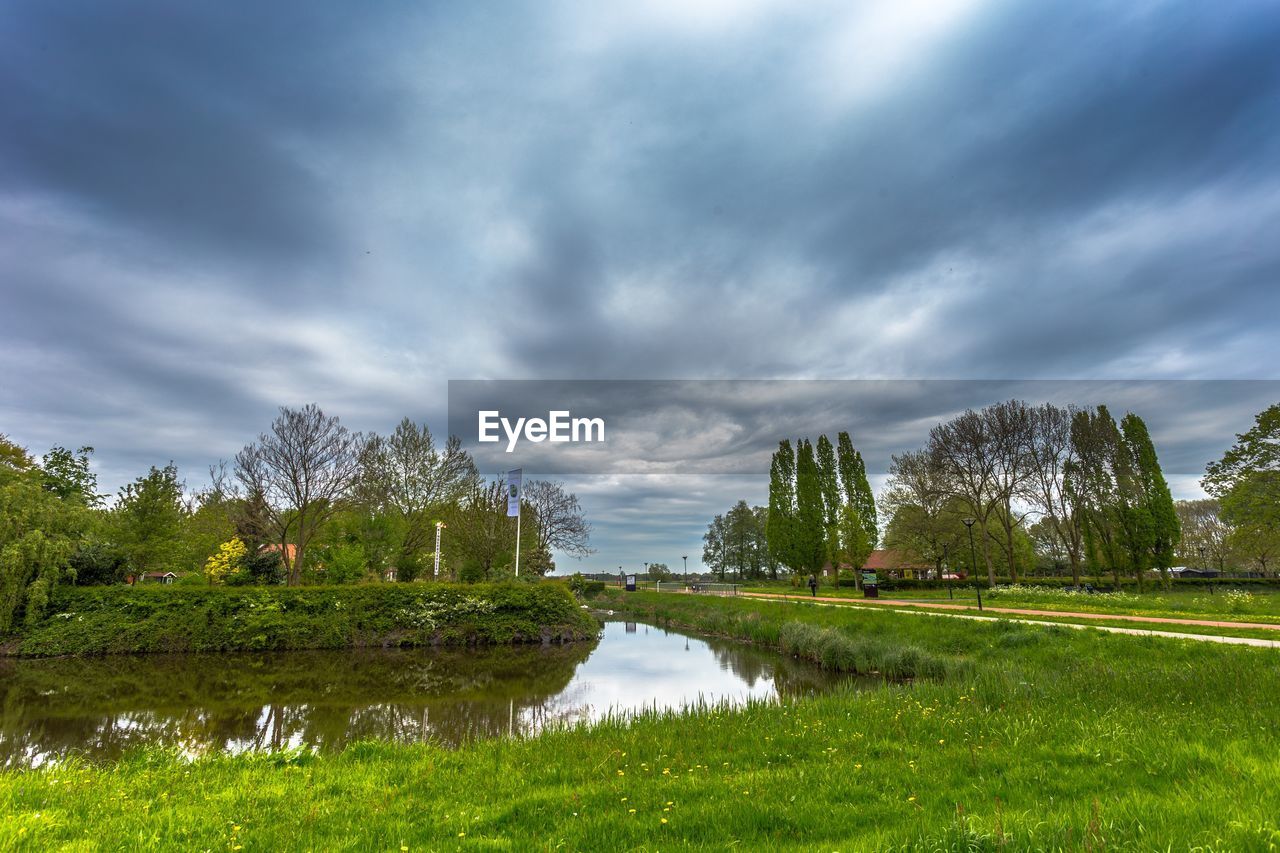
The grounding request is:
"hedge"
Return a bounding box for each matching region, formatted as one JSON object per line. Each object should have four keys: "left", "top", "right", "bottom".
{"left": 9, "top": 582, "right": 600, "bottom": 657}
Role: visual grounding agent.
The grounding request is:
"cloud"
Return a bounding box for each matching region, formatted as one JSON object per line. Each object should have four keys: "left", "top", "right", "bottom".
{"left": 1, "top": 0, "right": 1277, "bottom": 569}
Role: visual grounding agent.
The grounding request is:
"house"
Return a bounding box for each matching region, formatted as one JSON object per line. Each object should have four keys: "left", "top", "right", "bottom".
{"left": 260, "top": 543, "right": 298, "bottom": 564}
{"left": 140, "top": 571, "right": 178, "bottom": 584}
{"left": 862, "top": 549, "right": 941, "bottom": 580}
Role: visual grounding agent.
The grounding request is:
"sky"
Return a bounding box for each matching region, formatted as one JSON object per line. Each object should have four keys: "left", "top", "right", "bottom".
{"left": 2, "top": 0, "right": 1278, "bottom": 573}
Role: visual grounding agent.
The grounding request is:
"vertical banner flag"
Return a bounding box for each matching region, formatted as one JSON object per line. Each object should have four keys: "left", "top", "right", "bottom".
{"left": 507, "top": 468, "right": 522, "bottom": 517}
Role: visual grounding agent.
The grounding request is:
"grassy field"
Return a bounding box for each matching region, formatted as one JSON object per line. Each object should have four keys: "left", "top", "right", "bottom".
{"left": 3, "top": 591, "right": 1280, "bottom": 849}
{"left": 740, "top": 580, "right": 1280, "bottom": 624}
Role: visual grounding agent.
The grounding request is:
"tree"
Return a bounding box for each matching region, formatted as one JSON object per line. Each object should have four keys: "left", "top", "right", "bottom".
{"left": 793, "top": 439, "right": 827, "bottom": 581}
{"left": 703, "top": 502, "right": 771, "bottom": 582}
{"left": 203, "top": 537, "right": 248, "bottom": 585}
{"left": 1121, "top": 413, "right": 1180, "bottom": 583}
{"left": 1203, "top": 403, "right": 1280, "bottom": 496}
{"left": 1175, "top": 499, "right": 1232, "bottom": 572}
{"left": 647, "top": 562, "right": 673, "bottom": 582}
{"left": 358, "top": 419, "right": 477, "bottom": 576}
{"left": 1067, "top": 406, "right": 1128, "bottom": 586}
{"left": 112, "top": 463, "right": 186, "bottom": 575}
{"left": 41, "top": 446, "right": 102, "bottom": 507}
{"left": 766, "top": 440, "right": 796, "bottom": 572}
{"left": 928, "top": 408, "right": 1001, "bottom": 584}
{"left": 838, "top": 431, "right": 879, "bottom": 556}
{"left": 1221, "top": 472, "right": 1280, "bottom": 575}
{"left": 752, "top": 505, "right": 780, "bottom": 580}
{"left": 833, "top": 503, "right": 871, "bottom": 576}
{"left": 702, "top": 512, "right": 728, "bottom": 580}
{"left": 882, "top": 451, "right": 956, "bottom": 579}
{"left": 980, "top": 401, "right": 1036, "bottom": 583}
{"left": 1, "top": 436, "right": 90, "bottom": 632}
{"left": 235, "top": 405, "right": 362, "bottom": 585}
{"left": 521, "top": 480, "right": 593, "bottom": 565}
{"left": 1204, "top": 403, "right": 1280, "bottom": 576}
{"left": 446, "top": 479, "right": 537, "bottom": 581}
{"left": 815, "top": 435, "right": 840, "bottom": 576}
{"left": 1024, "top": 404, "right": 1084, "bottom": 585}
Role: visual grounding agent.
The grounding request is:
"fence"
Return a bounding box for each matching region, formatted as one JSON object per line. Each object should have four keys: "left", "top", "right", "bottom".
{"left": 652, "top": 581, "right": 739, "bottom": 596}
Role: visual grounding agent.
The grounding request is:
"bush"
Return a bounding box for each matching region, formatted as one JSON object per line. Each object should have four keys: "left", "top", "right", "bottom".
{"left": 12, "top": 582, "right": 599, "bottom": 656}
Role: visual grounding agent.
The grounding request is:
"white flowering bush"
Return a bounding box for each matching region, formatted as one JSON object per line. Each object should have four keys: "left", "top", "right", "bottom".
{"left": 987, "top": 584, "right": 1142, "bottom": 606}
{"left": 398, "top": 596, "right": 497, "bottom": 631}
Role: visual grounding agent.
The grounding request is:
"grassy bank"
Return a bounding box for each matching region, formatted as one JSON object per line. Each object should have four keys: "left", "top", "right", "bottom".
{"left": 743, "top": 580, "right": 1280, "bottom": 622}
{"left": 4, "top": 594, "right": 1280, "bottom": 848}
{"left": 7, "top": 582, "right": 598, "bottom": 657}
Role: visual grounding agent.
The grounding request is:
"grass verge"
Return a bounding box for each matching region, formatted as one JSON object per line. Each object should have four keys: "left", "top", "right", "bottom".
{"left": 3, "top": 593, "right": 1280, "bottom": 849}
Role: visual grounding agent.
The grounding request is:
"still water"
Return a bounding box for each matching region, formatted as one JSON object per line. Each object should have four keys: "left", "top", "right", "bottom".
{"left": 0, "top": 621, "right": 846, "bottom": 767}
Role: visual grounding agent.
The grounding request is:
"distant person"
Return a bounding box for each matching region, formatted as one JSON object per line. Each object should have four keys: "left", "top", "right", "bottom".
{"left": 808, "top": 574, "right": 817, "bottom": 597}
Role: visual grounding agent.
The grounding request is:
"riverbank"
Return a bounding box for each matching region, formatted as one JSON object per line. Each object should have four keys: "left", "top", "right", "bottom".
{"left": 5, "top": 582, "right": 598, "bottom": 657}
{"left": 4, "top": 594, "right": 1280, "bottom": 848}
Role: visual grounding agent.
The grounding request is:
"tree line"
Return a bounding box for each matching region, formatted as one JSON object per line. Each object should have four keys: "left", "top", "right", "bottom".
{"left": 704, "top": 431, "right": 878, "bottom": 585}
{"left": 702, "top": 400, "right": 1280, "bottom": 588}
{"left": 0, "top": 404, "right": 592, "bottom": 633}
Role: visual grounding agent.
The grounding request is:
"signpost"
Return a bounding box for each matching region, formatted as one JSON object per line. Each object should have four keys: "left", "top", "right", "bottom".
{"left": 862, "top": 570, "right": 878, "bottom": 598}
{"left": 507, "top": 468, "right": 522, "bottom": 576}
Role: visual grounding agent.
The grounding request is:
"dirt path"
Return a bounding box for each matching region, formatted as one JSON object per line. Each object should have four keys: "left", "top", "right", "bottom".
{"left": 740, "top": 591, "right": 1280, "bottom": 632}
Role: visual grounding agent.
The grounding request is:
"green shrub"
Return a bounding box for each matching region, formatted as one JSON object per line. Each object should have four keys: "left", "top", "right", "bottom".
{"left": 13, "top": 582, "right": 598, "bottom": 657}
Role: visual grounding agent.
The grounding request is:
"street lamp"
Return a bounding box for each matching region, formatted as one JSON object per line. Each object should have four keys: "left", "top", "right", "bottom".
{"left": 1198, "top": 545, "right": 1206, "bottom": 572}
{"left": 682, "top": 555, "right": 688, "bottom": 586}
{"left": 962, "top": 517, "right": 981, "bottom": 610}
{"left": 433, "top": 521, "right": 446, "bottom": 579}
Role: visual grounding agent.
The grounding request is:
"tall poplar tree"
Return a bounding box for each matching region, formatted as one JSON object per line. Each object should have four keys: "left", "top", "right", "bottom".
{"left": 815, "top": 435, "right": 840, "bottom": 581}
{"left": 793, "top": 439, "right": 827, "bottom": 581}
{"left": 838, "top": 431, "right": 879, "bottom": 554}
{"left": 766, "top": 440, "right": 796, "bottom": 572}
{"left": 1121, "top": 413, "right": 1180, "bottom": 583}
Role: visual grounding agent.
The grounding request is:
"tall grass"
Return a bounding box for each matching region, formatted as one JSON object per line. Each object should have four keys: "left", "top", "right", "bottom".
{"left": 4, "top": 593, "right": 1280, "bottom": 849}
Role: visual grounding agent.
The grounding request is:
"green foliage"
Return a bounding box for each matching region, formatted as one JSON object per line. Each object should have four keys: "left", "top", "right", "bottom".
{"left": 110, "top": 463, "right": 186, "bottom": 575}
{"left": 40, "top": 446, "right": 102, "bottom": 507}
{"left": 15, "top": 582, "right": 597, "bottom": 656}
{"left": 1121, "top": 413, "right": 1180, "bottom": 575}
{"left": 7, "top": 595, "right": 1280, "bottom": 848}
{"left": 792, "top": 439, "right": 826, "bottom": 575}
{"left": 1, "top": 441, "right": 90, "bottom": 634}
{"left": 765, "top": 439, "right": 795, "bottom": 571}
{"left": 1203, "top": 402, "right": 1280, "bottom": 496}
{"left": 67, "top": 543, "right": 127, "bottom": 586}
{"left": 1221, "top": 471, "right": 1280, "bottom": 573}
{"left": 838, "top": 431, "right": 879, "bottom": 551}
{"left": 203, "top": 537, "right": 248, "bottom": 585}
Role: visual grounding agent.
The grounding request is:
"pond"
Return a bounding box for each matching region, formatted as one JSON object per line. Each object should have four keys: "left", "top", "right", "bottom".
{"left": 0, "top": 620, "right": 850, "bottom": 767}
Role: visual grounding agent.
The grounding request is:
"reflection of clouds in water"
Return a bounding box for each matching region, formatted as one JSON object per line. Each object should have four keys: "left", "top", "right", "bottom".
{"left": 1, "top": 624, "right": 840, "bottom": 766}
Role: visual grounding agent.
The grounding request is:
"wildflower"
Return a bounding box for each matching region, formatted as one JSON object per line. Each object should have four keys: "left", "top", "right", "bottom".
{"left": 661, "top": 818, "right": 668, "bottom": 824}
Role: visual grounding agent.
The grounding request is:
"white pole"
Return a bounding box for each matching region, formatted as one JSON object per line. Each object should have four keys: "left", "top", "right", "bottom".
{"left": 515, "top": 510, "right": 521, "bottom": 577}
{"left": 433, "top": 522, "right": 444, "bottom": 579}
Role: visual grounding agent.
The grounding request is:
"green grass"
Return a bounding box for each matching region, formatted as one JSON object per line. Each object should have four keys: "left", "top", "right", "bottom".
{"left": 4, "top": 592, "right": 1280, "bottom": 848}
{"left": 742, "top": 580, "right": 1280, "bottom": 624}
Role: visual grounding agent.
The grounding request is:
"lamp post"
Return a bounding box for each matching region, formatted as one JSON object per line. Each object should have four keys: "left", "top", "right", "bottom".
{"left": 433, "top": 521, "right": 446, "bottom": 579}
{"left": 943, "top": 542, "right": 951, "bottom": 599}
{"left": 963, "top": 517, "right": 981, "bottom": 610}
{"left": 682, "top": 555, "right": 688, "bottom": 587}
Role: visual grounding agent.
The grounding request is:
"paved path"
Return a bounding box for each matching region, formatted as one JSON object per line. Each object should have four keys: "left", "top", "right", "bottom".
{"left": 740, "top": 591, "right": 1280, "bottom": 645}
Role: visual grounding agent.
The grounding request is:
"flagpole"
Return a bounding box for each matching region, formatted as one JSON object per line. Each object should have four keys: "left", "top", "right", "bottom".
{"left": 515, "top": 510, "right": 521, "bottom": 577}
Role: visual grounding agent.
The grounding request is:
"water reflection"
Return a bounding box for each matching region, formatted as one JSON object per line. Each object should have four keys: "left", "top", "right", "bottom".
{"left": 0, "top": 621, "right": 847, "bottom": 767}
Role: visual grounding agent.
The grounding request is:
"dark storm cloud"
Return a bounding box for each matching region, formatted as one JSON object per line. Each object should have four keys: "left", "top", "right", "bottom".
{"left": 2, "top": 0, "right": 1278, "bottom": 569}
